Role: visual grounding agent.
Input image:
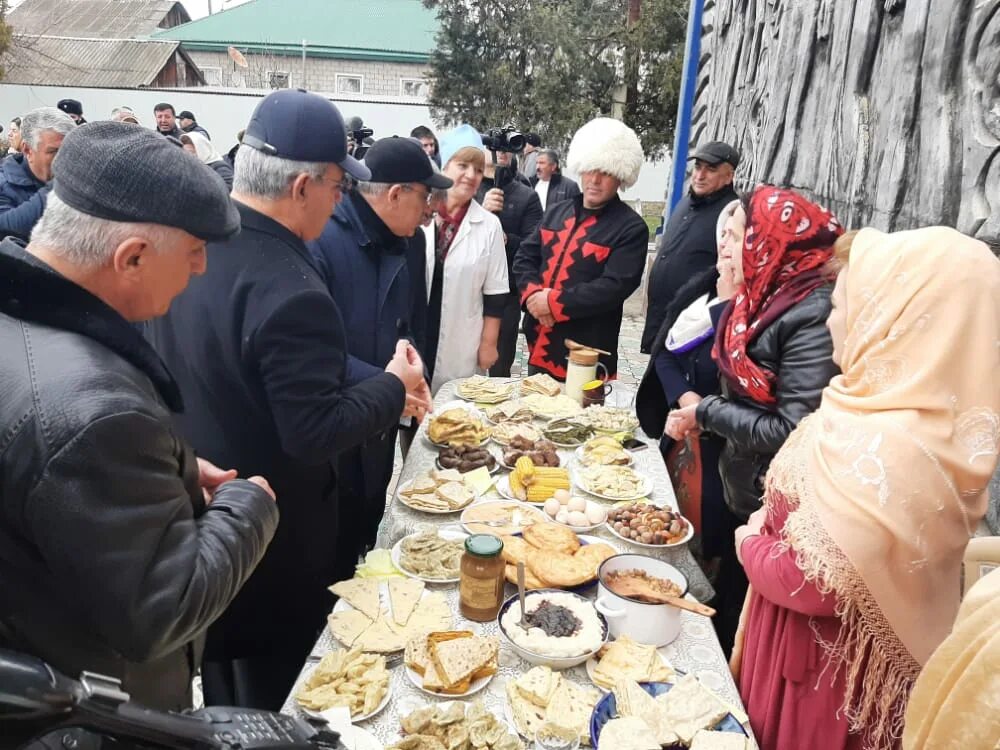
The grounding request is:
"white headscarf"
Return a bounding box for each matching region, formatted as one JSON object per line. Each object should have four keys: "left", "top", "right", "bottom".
{"left": 181, "top": 131, "right": 223, "bottom": 165}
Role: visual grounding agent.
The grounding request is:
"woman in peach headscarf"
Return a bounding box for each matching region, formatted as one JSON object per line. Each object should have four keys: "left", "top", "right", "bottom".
{"left": 734, "top": 226, "right": 1000, "bottom": 750}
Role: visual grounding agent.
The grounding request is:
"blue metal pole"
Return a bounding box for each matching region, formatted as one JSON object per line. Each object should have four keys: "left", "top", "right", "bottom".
{"left": 667, "top": 0, "right": 705, "bottom": 213}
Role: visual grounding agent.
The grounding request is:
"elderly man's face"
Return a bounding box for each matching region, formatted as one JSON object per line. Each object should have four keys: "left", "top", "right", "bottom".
{"left": 379, "top": 182, "right": 431, "bottom": 238}
{"left": 123, "top": 229, "right": 207, "bottom": 320}
{"left": 155, "top": 109, "right": 176, "bottom": 133}
{"left": 580, "top": 170, "right": 620, "bottom": 209}
{"left": 691, "top": 159, "right": 734, "bottom": 196}
{"left": 536, "top": 154, "right": 557, "bottom": 181}
{"left": 24, "top": 130, "right": 66, "bottom": 182}
{"left": 301, "top": 163, "right": 348, "bottom": 241}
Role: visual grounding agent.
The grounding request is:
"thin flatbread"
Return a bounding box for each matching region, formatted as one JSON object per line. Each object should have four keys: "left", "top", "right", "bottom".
{"left": 329, "top": 578, "right": 380, "bottom": 621}
{"left": 355, "top": 613, "right": 407, "bottom": 653}
{"left": 546, "top": 679, "right": 599, "bottom": 743}
{"left": 328, "top": 609, "right": 371, "bottom": 648}
{"left": 505, "top": 680, "right": 548, "bottom": 738}
{"left": 689, "top": 730, "right": 748, "bottom": 750}
{"left": 597, "top": 717, "right": 660, "bottom": 750}
{"left": 389, "top": 578, "right": 424, "bottom": 626}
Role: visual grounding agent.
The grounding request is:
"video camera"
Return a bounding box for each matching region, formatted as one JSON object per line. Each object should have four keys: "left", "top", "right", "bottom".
{"left": 345, "top": 116, "right": 374, "bottom": 158}
{"left": 480, "top": 124, "right": 525, "bottom": 154}
{"left": 0, "top": 649, "right": 346, "bottom": 750}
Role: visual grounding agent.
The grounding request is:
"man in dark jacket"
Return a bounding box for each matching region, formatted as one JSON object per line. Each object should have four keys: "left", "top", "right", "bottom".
{"left": 145, "top": 90, "right": 429, "bottom": 711}
{"left": 477, "top": 148, "right": 543, "bottom": 377}
{"left": 153, "top": 102, "right": 183, "bottom": 139}
{"left": 0, "top": 122, "right": 278, "bottom": 714}
{"left": 0, "top": 107, "right": 75, "bottom": 240}
{"left": 640, "top": 141, "right": 740, "bottom": 353}
{"left": 309, "top": 135, "right": 447, "bottom": 566}
{"left": 529, "top": 149, "right": 580, "bottom": 211}
{"left": 179, "top": 109, "right": 211, "bottom": 139}
{"left": 514, "top": 118, "right": 649, "bottom": 379}
{"left": 56, "top": 98, "right": 86, "bottom": 124}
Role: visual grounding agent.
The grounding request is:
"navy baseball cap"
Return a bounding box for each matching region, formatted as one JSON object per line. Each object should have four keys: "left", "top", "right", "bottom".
{"left": 363, "top": 137, "right": 453, "bottom": 189}
{"left": 242, "top": 89, "right": 370, "bottom": 180}
{"left": 688, "top": 141, "right": 740, "bottom": 168}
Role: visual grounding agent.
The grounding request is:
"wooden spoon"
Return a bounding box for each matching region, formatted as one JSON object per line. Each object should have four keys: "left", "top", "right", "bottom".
{"left": 609, "top": 578, "right": 717, "bottom": 617}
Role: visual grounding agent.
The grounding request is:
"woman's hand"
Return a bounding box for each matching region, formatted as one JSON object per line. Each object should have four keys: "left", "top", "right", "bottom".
{"left": 717, "top": 257, "right": 739, "bottom": 300}
{"left": 734, "top": 507, "right": 768, "bottom": 565}
{"left": 664, "top": 403, "right": 699, "bottom": 440}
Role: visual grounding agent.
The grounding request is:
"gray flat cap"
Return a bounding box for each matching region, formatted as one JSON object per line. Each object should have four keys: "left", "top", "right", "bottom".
{"left": 52, "top": 121, "right": 240, "bottom": 241}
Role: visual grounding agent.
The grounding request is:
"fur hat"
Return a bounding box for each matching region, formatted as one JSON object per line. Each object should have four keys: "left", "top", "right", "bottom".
{"left": 567, "top": 117, "right": 644, "bottom": 189}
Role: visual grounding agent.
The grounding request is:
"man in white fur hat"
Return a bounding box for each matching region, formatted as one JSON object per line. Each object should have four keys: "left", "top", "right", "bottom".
{"left": 513, "top": 117, "right": 649, "bottom": 379}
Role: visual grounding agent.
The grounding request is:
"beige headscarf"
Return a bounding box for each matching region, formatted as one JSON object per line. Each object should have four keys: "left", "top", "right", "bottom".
{"left": 764, "top": 226, "right": 1000, "bottom": 749}
{"left": 902, "top": 565, "right": 1000, "bottom": 750}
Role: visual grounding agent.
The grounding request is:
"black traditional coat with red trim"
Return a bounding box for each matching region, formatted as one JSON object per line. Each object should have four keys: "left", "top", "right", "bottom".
{"left": 513, "top": 194, "right": 649, "bottom": 379}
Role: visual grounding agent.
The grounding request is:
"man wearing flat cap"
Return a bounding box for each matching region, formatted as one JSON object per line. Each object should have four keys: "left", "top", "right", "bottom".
{"left": 146, "top": 89, "right": 430, "bottom": 709}
{"left": 641, "top": 140, "right": 739, "bottom": 353}
{"left": 0, "top": 122, "right": 279, "bottom": 712}
{"left": 310, "top": 136, "right": 447, "bottom": 566}
{"left": 56, "top": 98, "right": 86, "bottom": 124}
{"left": 514, "top": 117, "right": 650, "bottom": 380}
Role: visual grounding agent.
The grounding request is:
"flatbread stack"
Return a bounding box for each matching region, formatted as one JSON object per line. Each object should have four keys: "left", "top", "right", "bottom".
{"left": 591, "top": 635, "right": 676, "bottom": 690}
{"left": 506, "top": 665, "right": 601, "bottom": 745}
{"left": 600, "top": 676, "right": 740, "bottom": 749}
{"left": 327, "top": 578, "right": 451, "bottom": 653}
{"left": 520, "top": 372, "right": 562, "bottom": 397}
{"left": 399, "top": 468, "right": 475, "bottom": 512}
{"left": 405, "top": 630, "right": 499, "bottom": 695}
{"left": 500, "top": 524, "right": 617, "bottom": 589}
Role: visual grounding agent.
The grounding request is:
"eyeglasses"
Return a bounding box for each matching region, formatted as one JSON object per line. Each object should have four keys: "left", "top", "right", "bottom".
{"left": 316, "top": 172, "right": 354, "bottom": 194}
{"left": 401, "top": 184, "right": 433, "bottom": 205}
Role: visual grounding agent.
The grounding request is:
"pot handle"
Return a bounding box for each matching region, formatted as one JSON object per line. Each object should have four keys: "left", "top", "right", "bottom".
{"left": 594, "top": 596, "right": 626, "bottom": 620}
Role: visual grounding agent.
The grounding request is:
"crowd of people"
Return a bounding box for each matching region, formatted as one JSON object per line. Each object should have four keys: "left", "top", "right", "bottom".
{"left": 0, "top": 86, "right": 998, "bottom": 750}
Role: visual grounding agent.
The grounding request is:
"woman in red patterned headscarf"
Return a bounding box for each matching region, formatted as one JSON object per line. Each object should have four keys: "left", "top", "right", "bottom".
{"left": 664, "top": 185, "right": 843, "bottom": 654}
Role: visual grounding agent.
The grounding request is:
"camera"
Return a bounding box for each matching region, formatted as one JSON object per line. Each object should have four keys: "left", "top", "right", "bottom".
{"left": 481, "top": 124, "right": 525, "bottom": 154}
{"left": 349, "top": 126, "right": 374, "bottom": 144}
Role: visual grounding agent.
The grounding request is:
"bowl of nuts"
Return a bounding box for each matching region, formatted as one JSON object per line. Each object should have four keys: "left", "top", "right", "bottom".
{"left": 604, "top": 503, "right": 693, "bottom": 548}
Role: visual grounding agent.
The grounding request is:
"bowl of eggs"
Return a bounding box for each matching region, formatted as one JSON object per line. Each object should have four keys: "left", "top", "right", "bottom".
{"left": 542, "top": 489, "right": 608, "bottom": 533}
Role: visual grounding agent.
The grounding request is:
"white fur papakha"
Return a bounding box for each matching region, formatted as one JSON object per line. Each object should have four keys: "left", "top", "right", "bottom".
{"left": 566, "top": 117, "right": 644, "bottom": 189}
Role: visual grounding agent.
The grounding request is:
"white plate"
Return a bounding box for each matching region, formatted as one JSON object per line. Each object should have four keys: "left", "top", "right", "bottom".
{"left": 604, "top": 516, "right": 694, "bottom": 549}
{"left": 574, "top": 444, "right": 634, "bottom": 468}
{"left": 576, "top": 471, "right": 654, "bottom": 502}
{"left": 435, "top": 451, "right": 502, "bottom": 475}
{"left": 330, "top": 583, "right": 447, "bottom": 652}
{"left": 390, "top": 528, "right": 468, "bottom": 583}
{"left": 396, "top": 477, "right": 477, "bottom": 515}
{"left": 537, "top": 508, "right": 607, "bottom": 533}
{"left": 498, "top": 450, "right": 564, "bottom": 471}
{"left": 404, "top": 663, "right": 495, "bottom": 698}
{"left": 423, "top": 401, "right": 491, "bottom": 447}
{"left": 454, "top": 380, "right": 516, "bottom": 404}
{"left": 490, "top": 422, "right": 544, "bottom": 446}
{"left": 585, "top": 649, "right": 675, "bottom": 691}
{"left": 460, "top": 500, "right": 548, "bottom": 536}
{"left": 393, "top": 699, "right": 519, "bottom": 738}
{"left": 336, "top": 726, "right": 383, "bottom": 750}
{"left": 495, "top": 474, "right": 559, "bottom": 507}
{"left": 296, "top": 671, "right": 392, "bottom": 723}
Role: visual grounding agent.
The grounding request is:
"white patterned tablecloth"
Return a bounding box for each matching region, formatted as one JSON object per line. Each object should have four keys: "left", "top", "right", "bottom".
{"left": 281, "top": 379, "right": 749, "bottom": 748}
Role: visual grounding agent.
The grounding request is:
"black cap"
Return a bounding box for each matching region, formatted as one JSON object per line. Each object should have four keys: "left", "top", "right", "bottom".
{"left": 363, "top": 137, "right": 453, "bottom": 189}
{"left": 52, "top": 121, "right": 240, "bottom": 242}
{"left": 525, "top": 133, "right": 542, "bottom": 147}
{"left": 57, "top": 99, "right": 83, "bottom": 117}
{"left": 178, "top": 110, "right": 195, "bottom": 120}
{"left": 243, "top": 89, "right": 370, "bottom": 180}
{"left": 688, "top": 141, "right": 740, "bottom": 168}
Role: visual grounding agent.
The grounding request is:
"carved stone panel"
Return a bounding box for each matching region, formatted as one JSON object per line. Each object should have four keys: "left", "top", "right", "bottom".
{"left": 692, "top": 0, "right": 1000, "bottom": 247}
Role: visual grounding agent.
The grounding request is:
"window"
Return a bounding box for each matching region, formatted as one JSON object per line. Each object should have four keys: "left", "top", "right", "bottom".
{"left": 268, "top": 70, "right": 290, "bottom": 89}
{"left": 336, "top": 74, "right": 363, "bottom": 95}
{"left": 201, "top": 66, "right": 223, "bottom": 86}
{"left": 400, "top": 78, "right": 428, "bottom": 98}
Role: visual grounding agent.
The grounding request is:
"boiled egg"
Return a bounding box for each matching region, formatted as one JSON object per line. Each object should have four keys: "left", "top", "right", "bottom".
{"left": 555, "top": 509, "right": 569, "bottom": 524}
{"left": 567, "top": 510, "right": 589, "bottom": 527}
{"left": 554, "top": 489, "right": 571, "bottom": 505}
{"left": 567, "top": 496, "right": 588, "bottom": 513}
{"left": 543, "top": 498, "right": 561, "bottom": 518}
{"left": 585, "top": 504, "right": 607, "bottom": 525}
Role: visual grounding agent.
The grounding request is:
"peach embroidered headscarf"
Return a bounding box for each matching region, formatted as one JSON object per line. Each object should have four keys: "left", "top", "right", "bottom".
{"left": 765, "top": 226, "right": 1000, "bottom": 749}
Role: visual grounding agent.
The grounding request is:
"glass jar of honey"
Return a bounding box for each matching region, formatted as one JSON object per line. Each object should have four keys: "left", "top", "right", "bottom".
{"left": 459, "top": 534, "right": 505, "bottom": 621}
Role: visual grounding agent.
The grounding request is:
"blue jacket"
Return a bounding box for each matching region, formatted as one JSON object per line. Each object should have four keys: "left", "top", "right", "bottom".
{"left": 0, "top": 153, "right": 49, "bottom": 240}
{"left": 309, "top": 190, "right": 427, "bottom": 385}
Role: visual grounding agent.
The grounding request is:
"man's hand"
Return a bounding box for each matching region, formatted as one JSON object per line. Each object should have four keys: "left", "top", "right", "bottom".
{"left": 526, "top": 289, "right": 553, "bottom": 321}
{"left": 197, "top": 457, "right": 237, "bottom": 503}
{"left": 385, "top": 339, "right": 426, "bottom": 392}
{"left": 482, "top": 188, "right": 504, "bottom": 214}
{"left": 403, "top": 379, "right": 433, "bottom": 423}
{"left": 664, "top": 403, "right": 699, "bottom": 440}
{"left": 477, "top": 341, "right": 499, "bottom": 371}
{"left": 247, "top": 475, "right": 277, "bottom": 501}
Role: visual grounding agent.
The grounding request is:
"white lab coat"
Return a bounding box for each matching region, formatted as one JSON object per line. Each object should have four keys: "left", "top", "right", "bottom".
{"left": 424, "top": 199, "right": 509, "bottom": 392}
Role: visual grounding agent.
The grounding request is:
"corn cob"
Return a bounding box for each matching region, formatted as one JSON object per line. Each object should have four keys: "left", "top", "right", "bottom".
{"left": 514, "top": 456, "right": 535, "bottom": 481}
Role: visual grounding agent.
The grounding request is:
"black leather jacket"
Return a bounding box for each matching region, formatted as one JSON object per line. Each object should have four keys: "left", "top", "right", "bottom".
{"left": 0, "top": 239, "right": 278, "bottom": 711}
{"left": 695, "top": 285, "right": 838, "bottom": 520}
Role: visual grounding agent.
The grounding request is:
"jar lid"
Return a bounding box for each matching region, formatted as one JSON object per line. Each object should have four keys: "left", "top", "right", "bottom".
{"left": 465, "top": 534, "right": 503, "bottom": 558}
{"left": 569, "top": 349, "right": 599, "bottom": 366}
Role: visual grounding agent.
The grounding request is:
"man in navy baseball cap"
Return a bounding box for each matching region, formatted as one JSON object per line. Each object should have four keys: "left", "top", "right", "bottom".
{"left": 241, "top": 88, "right": 371, "bottom": 182}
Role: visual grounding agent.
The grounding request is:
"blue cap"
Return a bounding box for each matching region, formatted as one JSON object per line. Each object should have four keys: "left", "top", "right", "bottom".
{"left": 438, "top": 123, "right": 483, "bottom": 167}
{"left": 242, "top": 89, "right": 370, "bottom": 180}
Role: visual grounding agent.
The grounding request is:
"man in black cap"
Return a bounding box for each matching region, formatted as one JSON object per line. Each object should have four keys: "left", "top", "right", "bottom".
{"left": 309, "top": 135, "right": 449, "bottom": 566}
{"left": 56, "top": 98, "right": 86, "bottom": 124}
{"left": 178, "top": 109, "right": 211, "bottom": 140}
{"left": 641, "top": 140, "right": 740, "bottom": 353}
{"left": 146, "top": 89, "right": 431, "bottom": 710}
{"left": 0, "top": 121, "right": 278, "bottom": 714}
{"left": 519, "top": 132, "right": 542, "bottom": 180}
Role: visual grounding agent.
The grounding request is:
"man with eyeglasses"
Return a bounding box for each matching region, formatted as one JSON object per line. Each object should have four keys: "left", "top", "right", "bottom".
{"left": 145, "top": 91, "right": 431, "bottom": 710}
{"left": 309, "top": 136, "right": 450, "bottom": 564}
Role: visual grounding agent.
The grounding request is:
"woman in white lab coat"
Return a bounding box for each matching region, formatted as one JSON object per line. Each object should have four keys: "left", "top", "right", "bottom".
{"left": 423, "top": 127, "right": 509, "bottom": 392}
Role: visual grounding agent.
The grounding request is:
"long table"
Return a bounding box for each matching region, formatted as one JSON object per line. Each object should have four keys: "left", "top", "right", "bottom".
{"left": 282, "top": 379, "right": 749, "bottom": 747}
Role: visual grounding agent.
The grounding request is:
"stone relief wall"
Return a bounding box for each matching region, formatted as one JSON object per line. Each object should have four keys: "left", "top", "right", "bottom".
{"left": 691, "top": 0, "right": 1000, "bottom": 246}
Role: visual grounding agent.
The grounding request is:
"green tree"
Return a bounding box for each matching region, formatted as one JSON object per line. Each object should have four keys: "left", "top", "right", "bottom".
{"left": 0, "top": 1, "right": 12, "bottom": 81}
{"left": 422, "top": 0, "right": 687, "bottom": 159}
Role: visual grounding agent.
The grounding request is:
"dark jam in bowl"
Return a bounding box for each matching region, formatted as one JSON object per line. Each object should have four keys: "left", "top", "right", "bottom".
{"left": 524, "top": 600, "right": 581, "bottom": 637}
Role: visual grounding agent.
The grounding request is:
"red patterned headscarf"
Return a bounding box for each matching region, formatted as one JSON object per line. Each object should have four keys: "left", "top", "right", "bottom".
{"left": 713, "top": 187, "right": 843, "bottom": 405}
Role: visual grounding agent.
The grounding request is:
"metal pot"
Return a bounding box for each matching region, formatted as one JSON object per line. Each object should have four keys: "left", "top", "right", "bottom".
{"left": 594, "top": 554, "right": 689, "bottom": 646}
